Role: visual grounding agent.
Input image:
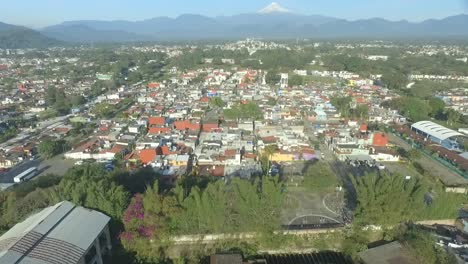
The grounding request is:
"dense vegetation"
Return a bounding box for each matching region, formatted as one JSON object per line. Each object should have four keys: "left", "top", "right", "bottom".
{"left": 330, "top": 96, "right": 369, "bottom": 120}
{"left": 401, "top": 226, "right": 457, "bottom": 264}
{"left": 350, "top": 172, "right": 467, "bottom": 226}
{"left": 121, "top": 177, "right": 284, "bottom": 262}
{"left": 37, "top": 139, "right": 68, "bottom": 158}
{"left": 223, "top": 101, "right": 263, "bottom": 121}
{"left": 0, "top": 127, "right": 18, "bottom": 143}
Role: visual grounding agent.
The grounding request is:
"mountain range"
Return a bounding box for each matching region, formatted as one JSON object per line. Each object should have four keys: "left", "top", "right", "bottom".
{"left": 0, "top": 22, "right": 60, "bottom": 49}
{"left": 1, "top": 2, "right": 468, "bottom": 48}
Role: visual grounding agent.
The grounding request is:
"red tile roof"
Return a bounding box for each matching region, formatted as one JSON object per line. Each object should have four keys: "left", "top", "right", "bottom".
{"left": 224, "top": 149, "right": 237, "bottom": 157}
{"left": 356, "top": 97, "right": 366, "bottom": 104}
{"left": 147, "top": 82, "right": 161, "bottom": 89}
{"left": 360, "top": 124, "right": 368, "bottom": 132}
{"left": 203, "top": 123, "right": 219, "bottom": 132}
{"left": 108, "top": 144, "right": 126, "bottom": 154}
{"left": 149, "top": 116, "right": 165, "bottom": 126}
{"left": 156, "top": 145, "right": 172, "bottom": 156}
{"left": 198, "top": 165, "right": 225, "bottom": 177}
{"left": 124, "top": 151, "right": 139, "bottom": 161}
{"left": 148, "top": 127, "right": 171, "bottom": 134}
{"left": 262, "top": 136, "right": 277, "bottom": 144}
{"left": 244, "top": 153, "right": 257, "bottom": 159}
{"left": 139, "top": 149, "right": 156, "bottom": 164}
{"left": 174, "top": 120, "right": 201, "bottom": 131}
{"left": 373, "top": 133, "right": 388, "bottom": 147}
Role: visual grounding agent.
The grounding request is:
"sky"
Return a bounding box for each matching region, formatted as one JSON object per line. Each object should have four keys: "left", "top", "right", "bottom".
{"left": 1, "top": 0, "right": 468, "bottom": 28}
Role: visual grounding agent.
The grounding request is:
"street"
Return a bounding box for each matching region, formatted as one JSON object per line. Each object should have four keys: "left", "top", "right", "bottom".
{"left": 0, "top": 155, "right": 75, "bottom": 184}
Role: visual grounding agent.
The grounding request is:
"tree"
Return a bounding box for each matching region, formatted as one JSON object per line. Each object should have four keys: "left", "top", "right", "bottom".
{"left": 45, "top": 86, "right": 57, "bottom": 106}
{"left": 53, "top": 89, "right": 71, "bottom": 114}
{"left": 261, "top": 145, "right": 278, "bottom": 174}
{"left": 265, "top": 71, "right": 280, "bottom": 85}
{"left": 402, "top": 227, "right": 457, "bottom": 264}
{"left": 288, "top": 74, "right": 304, "bottom": 86}
{"left": 223, "top": 101, "right": 263, "bottom": 121}
{"left": 38, "top": 139, "right": 67, "bottom": 159}
{"left": 351, "top": 172, "right": 425, "bottom": 226}
{"left": 49, "top": 175, "right": 130, "bottom": 219}
{"left": 93, "top": 103, "right": 114, "bottom": 118}
{"left": 120, "top": 178, "right": 285, "bottom": 261}
{"left": 446, "top": 109, "right": 461, "bottom": 127}
{"left": 381, "top": 72, "right": 408, "bottom": 90}
{"left": 330, "top": 96, "right": 352, "bottom": 117}
{"left": 428, "top": 98, "right": 445, "bottom": 119}
{"left": 45, "top": 86, "right": 71, "bottom": 114}
{"left": 70, "top": 95, "right": 86, "bottom": 107}
{"left": 408, "top": 149, "right": 421, "bottom": 161}
{"left": 209, "top": 97, "right": 225, "bottom": 109}
{"left": 240, "top": 101, "right": 263, "bottom": 121}
{"left": 353, "top": 104, "right": 369, "bottom": 120}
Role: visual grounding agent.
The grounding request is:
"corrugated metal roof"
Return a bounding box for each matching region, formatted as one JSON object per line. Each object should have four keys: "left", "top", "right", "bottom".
{"left": 411, "top": 121, "right": 463, "bottom": 141}
{"left": 0, "top": 201, "right": 110, "bottom": 264}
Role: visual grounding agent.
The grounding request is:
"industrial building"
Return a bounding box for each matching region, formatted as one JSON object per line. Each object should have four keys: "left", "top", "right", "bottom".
{"left": 411, "top": 121, "right": 464, "bottom": 150}
{"left": 0, "top": 201, "right": 111, "bottom": 264}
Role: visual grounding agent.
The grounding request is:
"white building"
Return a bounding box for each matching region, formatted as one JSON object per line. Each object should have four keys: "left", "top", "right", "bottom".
{"left": 280, "top": 73, "right": 288, "bottom": 88}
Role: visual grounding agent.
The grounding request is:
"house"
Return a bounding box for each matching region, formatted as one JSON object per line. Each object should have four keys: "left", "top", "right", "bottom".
{"left": 203, "top": 122, "right": 219, "bottom": 132}
{"left": 0, "top": 201, "right": 111, "bottom": 264}
{"left": 372, "top": 133, "right": 389, "bottom": 147}
{"left": 139, "top": 149, "right": 157, "bottom": 165}
{"left": 64, "top": 138, "right": 123, "bottom": 161}
{"left": 168, "top": 154, "right": 190, "bottom": 166}
{"left": 198, "top": 165, "right": 225, "bottom": 177}
{"left": 0, "top": 156, "right": 19, "bottom": 168}
{"left": 270, "top": 150, "right": 295, "bottom": 162}
{"left": 173, "top": 120, "right": 200, "bottom": 132}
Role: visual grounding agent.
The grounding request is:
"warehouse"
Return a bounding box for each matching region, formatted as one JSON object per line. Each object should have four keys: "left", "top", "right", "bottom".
{"left": 0, "top": 201, "right": 111, "bottom": 264}
{"left": 411, "top": 121, "right": 464, "bottom": 150}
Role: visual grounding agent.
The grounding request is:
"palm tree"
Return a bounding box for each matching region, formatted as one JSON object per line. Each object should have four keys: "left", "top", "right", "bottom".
{"left": 262, "top": 144, "right": 278, "bottom": 174}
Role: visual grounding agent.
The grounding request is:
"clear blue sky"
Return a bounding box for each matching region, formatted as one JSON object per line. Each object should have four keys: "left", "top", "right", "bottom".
{"left": 2, "top": 0, "right": 467, "bottom": 28}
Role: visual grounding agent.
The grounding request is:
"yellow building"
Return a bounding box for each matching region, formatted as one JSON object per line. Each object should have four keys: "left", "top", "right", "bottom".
{"left": 169, "top": 155, "right": 190, "bottom": 166}
{"left": 269, "top": 151, "right": 295, "bottom": 162}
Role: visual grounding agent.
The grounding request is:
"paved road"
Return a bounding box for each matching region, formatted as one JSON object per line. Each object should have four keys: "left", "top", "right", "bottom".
{"left": 0, "top": 156, "right": 74, "bottom": 184}
{"left": 388, "top": 133, "right": 468, "bottom": 186}
{"left": 0, "top": 159, "right": 41, "bottom": 183}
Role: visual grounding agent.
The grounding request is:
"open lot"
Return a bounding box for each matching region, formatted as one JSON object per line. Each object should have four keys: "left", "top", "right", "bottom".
{"left": 282, "top": 185, "right": 345, "bottom": 227}
{"left": 0, "top": 155, "right": 75, "bottom": 184}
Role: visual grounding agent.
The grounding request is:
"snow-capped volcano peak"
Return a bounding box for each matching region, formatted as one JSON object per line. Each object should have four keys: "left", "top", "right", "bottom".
{"left": 258, "top": 2, "right": 291, "bottom": 14}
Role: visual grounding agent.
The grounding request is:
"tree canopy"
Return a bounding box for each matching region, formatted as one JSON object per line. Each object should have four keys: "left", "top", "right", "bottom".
{"left": 121, "top": 177, "right": 284, "bottom": 262}
{"left": 38, "top": 139, "right": 68, "bottom": 159}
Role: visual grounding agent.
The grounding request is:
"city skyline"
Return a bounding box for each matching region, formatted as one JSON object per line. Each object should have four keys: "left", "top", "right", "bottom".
{"left": 1, "top": 0, "right": 468, "bottom": 28}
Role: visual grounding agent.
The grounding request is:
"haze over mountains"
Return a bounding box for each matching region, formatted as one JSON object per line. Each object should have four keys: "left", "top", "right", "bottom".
{"left": 1, "top": 2, "right": 468, "bottom": 47}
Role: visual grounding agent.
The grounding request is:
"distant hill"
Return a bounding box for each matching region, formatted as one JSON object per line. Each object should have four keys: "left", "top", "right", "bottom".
{"left": 40, "top": 13, "right": 468, "bottom": 42}
{"left": 42, "top": 24, "right": 152, "bottom": 43}
{"left": 0, "top": 22, "right": 60, "bottom": 49}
